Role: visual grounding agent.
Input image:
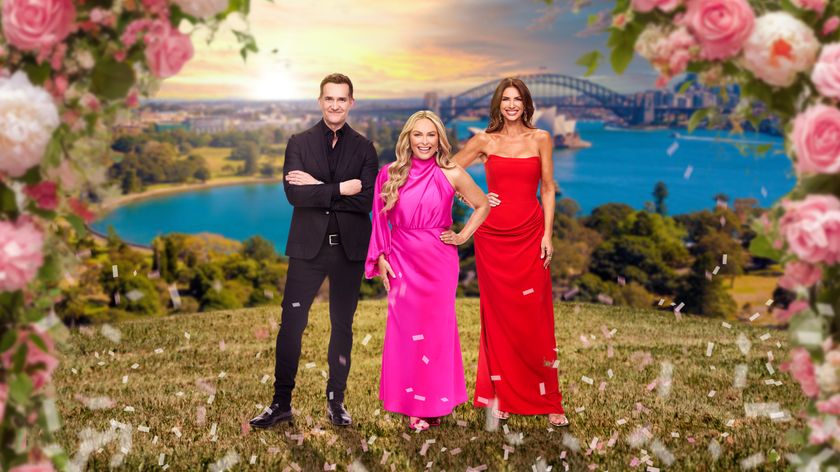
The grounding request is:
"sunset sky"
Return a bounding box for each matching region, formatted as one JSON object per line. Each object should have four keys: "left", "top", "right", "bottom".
{"left": 158, "top": 0, "right": 659, "bottom": 100}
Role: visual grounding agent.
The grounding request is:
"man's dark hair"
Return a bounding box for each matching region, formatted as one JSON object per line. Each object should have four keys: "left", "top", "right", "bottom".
{"left": 319, "top": 73, "right": 354, "bottom": 98}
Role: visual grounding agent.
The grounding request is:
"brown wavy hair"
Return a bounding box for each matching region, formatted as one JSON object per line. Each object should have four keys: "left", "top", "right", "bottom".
{"left": 381, "top": 110, "right": 454, "bottom": 212}
{"left": 485, "top": 77, "right": 536, "bottom": 134}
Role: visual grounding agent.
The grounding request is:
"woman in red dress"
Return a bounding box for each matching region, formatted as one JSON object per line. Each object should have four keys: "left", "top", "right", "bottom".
{"left": 453, "top": 77, "right": 568, "bottom": 427}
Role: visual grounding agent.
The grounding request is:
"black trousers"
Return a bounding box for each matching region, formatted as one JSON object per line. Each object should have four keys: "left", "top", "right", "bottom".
{"left": 272, "top": 238, "right": 364, "bottom": 409}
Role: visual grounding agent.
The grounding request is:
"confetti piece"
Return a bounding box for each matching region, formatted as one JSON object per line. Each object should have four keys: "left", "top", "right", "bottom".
{"left": 708, "top": 390, "right": 716, "bottom": 397}
{"left": 575, "top": 406, "right": 586, "bottom": 413}
{"left": 737, "top": 333, "right": 752, "bottom": 355}
{"left": 658, "top": 362, "right": 673, "bottom": 397}
{"left": 581, "top": 376, "right": 594, "bottom": 385}
{"left": 706, "top": 342, "right": 714, "bottom": 357}
{"left": 291, "top": 302, "right": 301, "bottom": 308}
{"left": 617, "top": 418, "right": 627, "bottom": 425}
{"left": 683, "top": 165, "right": 693, "bottom": 179}
{"left": 260, "top": 374, "right": 270, "bottom": 384}
{"left": 406, "top": 387, "right": 414, "bottom": 393}
{"left": 722, "top": 254, "right": 728, "bottom": 265}
{"left": 797, "top": 330, "right": 823, "bottom": 346}
{"left": 749, "top": 312, "right": 760, "bottom": 322}
{"left": 722, "top": 322, "right": 731, "bottom": 329}
{"left": 125, "top": 290, "right": 144, "bottom": 302}
{"left": 708, "top": 439, "right": 722, "bottom": 461}
{"left": 112, "top": 265, "right": 119, "bottom": 278}
{"left": 250, "top": 456, "right": 257, "bottom": 465}
{"left": 712, "top": 265, "right": 720, "bottom": 275}
{"left": 422, "top": 355, "right": 429, "bottom": 365}
{"left": 171, "top": 427, "right": 182, "bottom": 438}
{"left": 305, "top": 362, "right": 316, "bottom": 369}
{"left": 522, "top": 288, "right": 535, "bottom": 295}
{"left": 361, "top": 334, "right": 372, "bottom": 345}
{"left": 741, "top": 453, "right": 764, "bottom": 470}
{"left": 184, "top": 332, "right": 191, "bottom": 340}
{"left": 491, "top": 375, "right": 502, "bottom": 381}
{"left": 101, "top": 324, "right": 122, "bottom": 344}
{"left": 412, "top": 334, "right": 424, "bottom": 341}
{"left": 168, "top": 285, "right": 181, "bottom": 309}
{"left": 477, "top": 396, "right": 489, "bottom": 405}
{"left": 414, "top": 395, "right": 426, "bottom": 401}
{"left": 734, "top": 364, "right": 748, "bottom": 389}
{"left": 666, "top": 141, "right": 679, "bottom": 156}
{"left": 539, "top": 382, "right": 546, "bottom": 395}
{"left": 765, "top": 363, "right": 775, "bottom": 375}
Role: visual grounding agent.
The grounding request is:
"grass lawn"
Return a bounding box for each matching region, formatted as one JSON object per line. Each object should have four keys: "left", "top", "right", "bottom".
{"left": 727, "top": 275, "right": 781, "bottom": 325}
{"left": 55, "top": 299, "right": 805, "bottom": 470}
{"left": 189, "top": 146, "right": 285, "bottom": 178}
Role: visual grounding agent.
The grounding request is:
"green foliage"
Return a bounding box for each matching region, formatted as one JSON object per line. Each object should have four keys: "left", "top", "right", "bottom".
{"left": 590, "top": 234, "right": 678, "bottom": 294}
{"left": 242, "top": 236, "right": 277, "bottom": 262}
{"left": 675, "top": 253, "right": 737, "bottom": 317}
{"left": 653, "top": 181, "right": 668, "bottom": 215}
{"left": 584, "top": 203, "right": 635, "bottom": 238}
{"left": 90, "top": 58, "right": 136, "bottom": 100}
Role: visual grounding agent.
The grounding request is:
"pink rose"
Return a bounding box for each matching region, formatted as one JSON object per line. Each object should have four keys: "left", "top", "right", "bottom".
{"left": 682, "top": 0, "right": 755, "bottom": 60}
{"left": 808, "top": 417, "right": 840, "bottom": 445}
{"left": 783, "top": 348, "right": 820, "bottom": 398}
{"left": 1, "top": 0, "right": 75, "bottom": 52}
{"left": 144, "top": 21, "right": 194, "bottom": 79}
{"left": 779, "top": 261, "right": 823, "bottom": 290}
{"left": 24, "top": 181, "right": 58, "bottom": 210}
{"left": 813, "top": 44, "right": 840, "bottom": 99}
{"left": 781, "top": 195, "right": 840, "bottom": 264}
{"left": 0, "top": 327, "right": 58, "bottom": 391}
{"left": 792, "top": 0, "right": 827, "bottom": 14}
{"left": 8, "top": 462, "right": 55, "bottom": 472}
{"left": 824, "top": 16, "right": 840, "bottom": 37}
{"left": 126, "top": 88, "right": 139, "bottom": 107}
{"left": 817, "top": 394, "right": 840, "bottom": 415}
{"left": 0, "top": 217, "right": 44, "bottom": 291}
{"left": 631, "top": 0, "right": 681, "bottom": 13}
{"left": 0, "top": 383, "right": 7, "bottom": 423}
{"left": 80, "top": 92, "right": 101, "bottom": 111}
{"left": 775, "top": 300, "right": 810, "bottom": 323}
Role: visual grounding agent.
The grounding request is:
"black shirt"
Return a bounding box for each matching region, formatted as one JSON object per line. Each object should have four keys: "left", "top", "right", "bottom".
{"left": 319, "top": 119, "right": 346, "bottom": 235}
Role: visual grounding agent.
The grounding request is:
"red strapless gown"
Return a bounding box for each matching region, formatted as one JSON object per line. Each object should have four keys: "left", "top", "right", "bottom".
{"left": 472, "top": 155, "right": 564, "bottom": 414}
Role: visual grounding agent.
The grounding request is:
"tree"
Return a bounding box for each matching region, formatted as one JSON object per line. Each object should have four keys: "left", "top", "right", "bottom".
{"left": 242, "top": 236, "right": 277, "bottom": 261}
{"left": 653, "top": 181, "right": 668, "bottom": 215}
{"left": 260, "top": 163, "right": 276, "bottom": 177}
{"left": 121, "top": 169, "right": 142, "bottom": 194}
{"left": 194, "top": 165, "right": 211, "bottom": 181}
{"left": 589, "top": 234, "right": 679, "bottom": 294}
{"left": 556, "top": 198, "right": 580, "bottom": 218}
{"left": 584, "top": 203, "right": 635, "bottom": 238}
{"left": 229, "top": 142, "right": 260, "bottom": 161}
{"left": 675, "top": 253, "right": 737, "bottom": 317}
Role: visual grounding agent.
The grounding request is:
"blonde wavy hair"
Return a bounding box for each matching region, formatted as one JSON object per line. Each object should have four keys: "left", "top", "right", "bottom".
{"left": 380, "top": 110, "right": 454, "bottom": 212}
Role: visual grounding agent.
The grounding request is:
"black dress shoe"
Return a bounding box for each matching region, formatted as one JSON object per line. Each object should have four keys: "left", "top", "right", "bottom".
{"left": 327, "top": 401, "right": 352, "bottom": 426}
{"left": 249, "top": 403, "right": 293, "bottom": 429}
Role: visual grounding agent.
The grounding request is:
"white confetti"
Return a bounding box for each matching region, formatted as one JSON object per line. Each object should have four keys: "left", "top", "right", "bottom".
{"left": 666, "top": 141, "right": 679, "bottom": 156}
{"left": 168, "top": 285, "right": 181, "bottom": 309}
{"left": 101, "top": 324, "right": 122, "bottom": 344}
{"left": 361, "top": 334, "right": 372, "bottom": 346}
{"left": 421, "top": 355, "right": 429, "bottom": 365}
{"left": 722, "top": 254, "right": 728, "bottom": 265}
{"left": 539, "top": 382, "right": 546, "bottom": 395}
{"left": 522, "top": 288, "right": 535, "bottom": 295}
{"left": 705, "top": 342, "right": 714, "bottom": 357}
{"left": 292, "top": 302, "right": 301, "bottom": 308}
{"left": 683, "top": 165, "right": 694, "bottom": 179}
{"left": 734, "top": 364, "right": 748, "bottom": 389}
{"left": 736, "top": 333, "right": 751, "bottom": 355}
{"left": 412, "top": 334, "right": 424, "bottom": 341}
{"left": 112, "top": 265, "right": 119, "bottom": 278}
{"left": 740, "top": 452, "right": 764, "bottom": 470}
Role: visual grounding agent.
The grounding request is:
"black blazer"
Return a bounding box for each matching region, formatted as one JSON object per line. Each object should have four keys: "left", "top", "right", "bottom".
{"left": 283, "top": 121, "right": 378, "bottom": 261}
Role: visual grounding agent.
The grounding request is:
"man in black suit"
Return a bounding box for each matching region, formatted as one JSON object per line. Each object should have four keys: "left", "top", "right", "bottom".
{"left": 250, "top": 73, "right": 378, "bottom": 428}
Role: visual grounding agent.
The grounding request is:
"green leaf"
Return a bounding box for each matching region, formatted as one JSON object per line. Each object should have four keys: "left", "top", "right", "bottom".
{"left": 66, "top": 214, "right": 88, "bottom": 238}
{"left": 610, "top": 40, "right": 635, "bottom": 75}
{"left": 576, "top": 51, "right": 602, "bottom": 77}
{"left": 678, "top": 80, "right": 694, "bottom": 94}
{"left": 0, "top": 182, "right": 18, "bottom": 216}
{"left": 11, "top": 342, "right": 28, "bottom": 373}
{"left": 8, "top": 373, "right": 33, "bottom": 406}
{"left": 19, "top": 166, "right": 43, "bottom": 185}
{"left": 687, "top": 108, "right": 710, "bottom": 133}
{"left": 0, "top": 291, "right": 25, "bottom": 320}
{"left": 29, "top": 332, "right": 48, "bottom": 353}
{"left": 749, "top": 234, "right": 783, "bottom": 261}
{"left": 43, "top": 133, "right": 64, "bottom": 168}
{"left": 798, "top": 174, "right": 840, "bottom": 198}
{"left": 27, "top": 205, "right": 57, "bottom": 220}
{"left": 232, "top": 30, "right": 259, "bottom": 61}
{"left": 23, "top": 62, "right": 51, "bottom": 86}
{"left": 0, "top": 330, "right": 17, "bottom": 353}
{"left": 37, "top": 254, "right": 61, "bottom": 283}
{"left": 91, "top": 58, "right": 136, "bottom": 101}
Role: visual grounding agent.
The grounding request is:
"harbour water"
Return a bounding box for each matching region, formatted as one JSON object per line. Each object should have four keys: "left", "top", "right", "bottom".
{"left": 93, "top": 121, "right": 795, "bottom": 250}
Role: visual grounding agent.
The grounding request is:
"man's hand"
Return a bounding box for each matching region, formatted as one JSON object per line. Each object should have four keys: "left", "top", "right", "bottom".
{"left": 285, "top": 170, "right": 322, "bottom": 186}
{"left": 340, "top": 179, "right": 362, "bottom": 196}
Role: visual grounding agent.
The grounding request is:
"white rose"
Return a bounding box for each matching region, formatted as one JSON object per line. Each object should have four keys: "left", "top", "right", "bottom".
{"left": 172, "top": 0, "right": 228, "bottom": 19}
{"left": 816, "top": 362, "right": 840, "bottom": 394}
{"left": 635, "top": 24, "right": 668, "bottom": 61}
{"left": 75, "top": 49, "right": 95, "bottom": 70}
{"left": 741, "top": 12, "right": 820, "bottom": 87}
{"left": 0, "top": 72, "right": 59, "bottom": 177}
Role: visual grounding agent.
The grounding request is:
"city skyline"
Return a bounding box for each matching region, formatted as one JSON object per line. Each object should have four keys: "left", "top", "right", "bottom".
{"left": 158, "top": 0, "right": 661, "bottom": 100}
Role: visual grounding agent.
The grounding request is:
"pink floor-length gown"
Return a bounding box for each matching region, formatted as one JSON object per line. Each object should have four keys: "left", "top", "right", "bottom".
{"left": 365, "top": 157, "right": 467, "bottom": 417}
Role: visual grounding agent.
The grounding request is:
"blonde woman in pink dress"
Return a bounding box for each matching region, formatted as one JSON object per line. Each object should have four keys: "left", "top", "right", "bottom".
{"left": 365, "top": 110, "right": 490, "bottom": 431}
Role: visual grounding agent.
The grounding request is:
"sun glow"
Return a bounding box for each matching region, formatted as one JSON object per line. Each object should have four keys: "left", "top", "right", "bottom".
{"left": 250, "top": 65, "right": 304, "bottom": 101}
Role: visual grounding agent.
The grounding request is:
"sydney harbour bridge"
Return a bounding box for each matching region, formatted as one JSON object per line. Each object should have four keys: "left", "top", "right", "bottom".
{"left": 353, "top": 73, "right": 734, "bottom": 126}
